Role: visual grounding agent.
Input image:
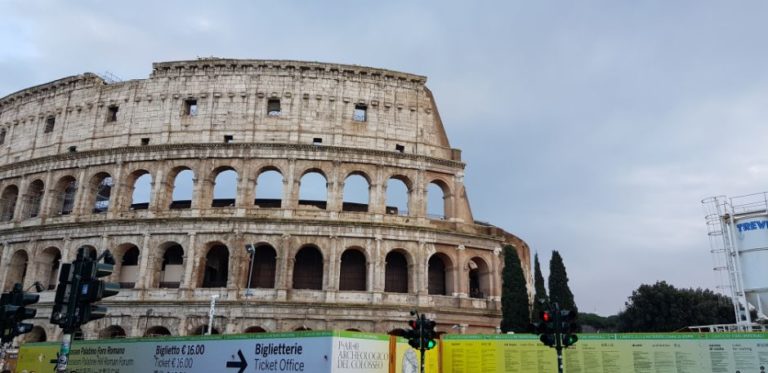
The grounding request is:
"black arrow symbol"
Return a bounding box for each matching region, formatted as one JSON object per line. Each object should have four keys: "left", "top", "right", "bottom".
{"left": 226, "top": 349, "right": 248, "bottom": 373}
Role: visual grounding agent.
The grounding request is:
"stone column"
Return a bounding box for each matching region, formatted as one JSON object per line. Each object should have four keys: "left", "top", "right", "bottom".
{"left": 283, "top": 159, "right": 297, "bottom": 210}
{"left": 38, "top": 170, "right": 54, "bottom": 220}
{"left": 12, "top": 176, "right": 27, "bottom": 223}
{"left": 491, "top": 247, "right": 502, "bottom": 301}
{"left": 73, "top": 166, "right": 89, "bottom": 216}
{"left": 327, "top": 163, "right": 342, "bottom": 212}
{"left": 149, "top": 165, "right": 167, "bottom": 212}
{"left": 181, "top": 232, "right": 197, "bottom": 289}
{"left": 107, "top": 161, "right": 125, "bottom": 218}
{"left": 135, "top": 233, "right": 152, "bottom": 289}
{"left": 456, "top": 245, "right": 467, "bottom": 297}
{"left": 0, "top": 241, "right": 13, "bottom": 290}
{"left": 326, "top": 236, "right": 339, "bottom": 291}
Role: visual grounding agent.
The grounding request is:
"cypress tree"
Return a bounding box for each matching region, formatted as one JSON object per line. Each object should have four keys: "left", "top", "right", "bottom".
{"left": 532, "top": 253, "right": 548, "bottom": 320}
{"left": 500, "top": 245, "right": 531, "bottom": 333}
{"left": 548, "top": 251, "right": 578, "bottom": 325}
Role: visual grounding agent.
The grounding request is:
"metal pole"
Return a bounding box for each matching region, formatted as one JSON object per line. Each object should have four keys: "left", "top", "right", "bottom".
{"left": 419, "top": 314, "right": 425, "bottom": 373}
{"left": 207, "top": 294, "right": 219, "bottom": 335}
{"left": 55, "top": 333, "right": 72, "bottom": 372}
{"left": 554, "top": 302, "right": 564, "bottom": 373}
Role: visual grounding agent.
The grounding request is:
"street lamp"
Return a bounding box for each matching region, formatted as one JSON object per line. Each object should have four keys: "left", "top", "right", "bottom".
{"left": 245, "top": 244, "right": 256, "bottom": 296}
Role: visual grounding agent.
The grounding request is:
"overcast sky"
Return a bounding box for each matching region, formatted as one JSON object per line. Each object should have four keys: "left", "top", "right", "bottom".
{"left": 3, "top": 1, "right": 768, "bottom": 316}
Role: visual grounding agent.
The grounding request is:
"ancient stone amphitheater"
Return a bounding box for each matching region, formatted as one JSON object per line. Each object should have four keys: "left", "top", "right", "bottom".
{"left": 0, "top": 59, "right": 531, "bottom": 342}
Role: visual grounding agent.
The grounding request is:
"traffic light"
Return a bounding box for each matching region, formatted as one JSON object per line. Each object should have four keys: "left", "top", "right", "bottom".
{"left": 0, "top": 283, "right": 40, "bottom": 343}
{"left": 536, "top": 310, "right": 556, "bottom": 347}
{"left": 421, "top": 317, "right": 437, "bottom": 350}
{"left": 78, "top": 250, "right": 120, "bottom": 324}
{"left": 560, "top": 310, "right": 578, "bottom": 348}
{"left": 50, "top": 263, "right": 78, "bottom": 332}
{"left": 405, "top": 317, "right": 422, "bottom": 349}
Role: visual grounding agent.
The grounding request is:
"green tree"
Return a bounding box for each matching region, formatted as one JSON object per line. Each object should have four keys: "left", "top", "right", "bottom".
{"left": 501, "top": 245, "right": 531, "bottom": 333}
{"left": 579, "top": 313, "right": 619, "bottom": 332}
{"left": 548, "top": 250, "right": 577, "bottom": 313}
{"left": 618, "top": 281, "right": 735, "bottom": 332}
{"left": 531, "top": 253, "right": 548, "bottom": 320}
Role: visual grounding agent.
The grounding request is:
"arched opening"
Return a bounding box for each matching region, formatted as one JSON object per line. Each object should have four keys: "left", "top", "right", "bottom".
{"left": 0, "top": 185, "right": 19, "bottom": 221}
{"left": 426, "top": 181, "right": 450, "bottom": 220}
{"left": 118, "top": 245, "right": 140, "bottom": 288}
{"left": 246, "top": 244, "right": 276, "bottom": 289}
{"left": 294, "top": 326, "right": 312, "bottom": 331}
{"left": 388, "top": 328, "right": 407, "bottom": 337}
{"left": 5, "top": 250, "right": 28, "bottom": 291}
{"left": 428, "top": 253, "right": 453, "bottom": 296}
{"left": 468, "top": 257, "right": 491, "bottom": 299}
{"left": 24, "top": 180, "right": 45, "bottom": 218}
{"left": 202, "top": 244, "right": 229, "bottom": 288}
{"left": 385, "top": 177, "right": 409, "bottom": 216}
{"left": 345, "top": 328, "right": 361, "bottom": 332}
{"left": 51, "top": 176, "right": 77, "bottom": 215}
{"left": 342, "top": 173, "right": 369, "bottom": 212}
{"left": 339, "top": 249, "right": 366, "bottom": 291}
{"left": 298, "top": 171, "right": 327, "bottom": 210}
{"left": 159, "top": 243, "right": 184, "bottom": 288}
{"left": 89, "top": 172, "right": 113, "bottom": 213}
{"left": 145, "top": 326, "right": 172, "bottom": 337}
{"left": 39, "top": 247, "right": 61, "bottom": 290}
{"left": 24, "top": 326, "right": 47, "bottom": 342}
{"left": 170, "top": 169, "right": 194, "bottom": 209}
{"left": 191, "top": 325, "right": 219, "bottom": 335}
{"left": 212, "top": 168, "right": 238, "bottom": 207}
{"left": 244, "top": 326, "right": 267, "bottom": 333}
{"left": 99, "top": 325, "right": 127, "bottom": 339}
{"left": 131, "top": 172, "right": 153, "bottom": 210}
{"left": 292, "top": 246, "right": 323, "bottom": 290}
{"left": 385, "top": 251, "right": 409, "bottom": 293}
{"left": 79, "top": 245, "right": 98, "bottom": 260}
{"left": 254, "top": 169, "right": 283, "bottom": 208}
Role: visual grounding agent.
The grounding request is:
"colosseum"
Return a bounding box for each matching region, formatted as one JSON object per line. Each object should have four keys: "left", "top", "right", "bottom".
{"left": 0, "top": 58, "right": 531, "bottom": 342}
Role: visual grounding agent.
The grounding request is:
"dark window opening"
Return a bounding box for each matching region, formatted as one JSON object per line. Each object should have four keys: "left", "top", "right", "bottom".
{"left": 292, "top": 246, "right": 323, "bottom": 290}
{"left": 202, "top": 245, "right": 229, "bottom": 288}
{"left": 107, "top": 105, "right": 119, "bottom": 123}
{"left": 353, "top": 104, "right": 367, "bottom": 122}
{"left": 160, "top": 244, "right": 184, "bottom": 288}
{"left": 224, "top": 135, "right": 233, "bottom": 143}
{"left": 313, "top": 138, "right": 322, "bottom": 145}
{"left": 44, "top": 116, "right": 55, "bottom": 133}
{"left": 428, "top": 256, "right": 447, "bottom": 295}
{"left": 267, "top": 99, "right": 281, "bottom": 116}
{"left": 246, "top": 244, "right": 276, "bottom": 289}
{"left": 141, "top": 138, "right": 150, "bottom": 146}
{"left": 0, "top": 129, "right": 5, "bottom": 145}
{"left": 385, "top": 251, "right": 408, "bottom": 293}
{"left": 184, "top": 99, "right": 198, "bottom": 116}
{"left": 395, "top": 144, "right": 405, "bottom": 153}
{"left": 339, "top": 250, "right": 366, "bottom": 291}
{"left": 68, "top": 146, "right": 77, "bottom": 153}
{"left": 469, "top": 268, "right": 484, "bottom": 298}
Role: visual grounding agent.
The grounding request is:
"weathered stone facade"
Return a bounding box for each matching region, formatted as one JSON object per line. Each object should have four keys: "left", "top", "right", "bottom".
{"left": 0, "top": 59, "right": 531, "bottom": 342}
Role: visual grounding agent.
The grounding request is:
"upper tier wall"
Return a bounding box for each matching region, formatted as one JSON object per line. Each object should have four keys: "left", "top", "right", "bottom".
{"left": 0, "top": 59, "right": 459, "bottom": 166}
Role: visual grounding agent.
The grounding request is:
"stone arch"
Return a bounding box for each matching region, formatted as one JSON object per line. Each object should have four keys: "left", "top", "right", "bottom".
{"left": 211, "top": 167, "right": 238, "bottom": 207}
{"left": 294, "top": 326, "right": 312, "bottom": 331}
{"left": 339, "top": 248, "right": 367, "bottom": 291}
{"left": 245, "top": 243, "right": 276, "bottom": 289}
{"left": 4, "top": 249, "right": 28, "bottom": 291}
{"left": 87, "top": 172, "right": 113, "bottom": 214}
{"left": 201, "top": 243, "right": 229, "bottom": 288}
{"left": 468, "top": 256, "right": 491, "bottom": 299}
{"left": 190, "top": 325, "right": 219, "bottom": 335}
{"left": 113, "top": 243, "right": 140, "bottom": 289}
{"left": 254, "top": 167, "right": 283, "bottom": 208}
{"left": 298, "top": 169, "right": 327, "bottom": 210}
{"left": 145, "top": 326, "right": 172, "bottom": 337}
{"left": 426, "top": 178, "right": 453, "bottom": 220}
{"left": 157, "top": 242, "right": 184, "bottom": 288}
{"left": 24, "top": 179, "right": 45, "bottom": 219}
{"left": 78, "top": 245, "right": 98, "bottom": 260}
{"left": 385, "top": 175, "right": 411, "bottom": 216}
{"left": 244, "top": 326, "right": 267, "bottom": 333}
{"left": 50, "top": 175, "right": 77, "bottom": 215}
{"left": 129, "top": 169, "right": 152, "bottom": 210}
{"left": 342, "top": 172, "right": 370, "bottom": 212}
{"left": 428, "top": 253, "right": 454, "bottom": 296}
{"left": 169, "top": 167, "right": 195, "bottom": 209}
{"left": 23, "top": 326, "right": 47, "bottom": 342}
{"left": 292, "top": 245, "right": 323, "bottom": 290}
{"left": 99, "top": 325, "right": 127, "bottom": 339}
{"left": 384, "top": 249, "right": 411, "bottom": 293}
{"left": 38, "top": 246, "right": 61, "bottom": 290}
{"left": 0, "top": 184, "right": 18, "bottom": 221}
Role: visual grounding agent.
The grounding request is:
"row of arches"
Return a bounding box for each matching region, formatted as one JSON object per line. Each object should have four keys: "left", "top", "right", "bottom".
{"left": 0, "top": 165, "right": 454, "bottom": 222}
{"left": 3, "top": 242, "right": 493, "bottom": 298}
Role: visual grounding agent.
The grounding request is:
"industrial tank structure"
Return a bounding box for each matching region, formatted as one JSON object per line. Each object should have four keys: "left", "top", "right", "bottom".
{"left": 703, "top": 193, "right": 768, "bottom": 330}
{"left": 0, "top": 59, "right": 531, "bottom": 342}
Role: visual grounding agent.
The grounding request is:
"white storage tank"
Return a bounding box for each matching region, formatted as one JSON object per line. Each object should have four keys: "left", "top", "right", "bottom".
{"left": 731, "top": 215, "right": 768, "bottom": 317}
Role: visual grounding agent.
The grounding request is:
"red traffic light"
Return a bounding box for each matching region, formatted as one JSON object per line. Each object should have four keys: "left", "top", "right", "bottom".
{"left": 408, "top": 320, "right": 418, "bottom": 329}
{"left": 541, "top": 311, "right": 551, "bottom": 322}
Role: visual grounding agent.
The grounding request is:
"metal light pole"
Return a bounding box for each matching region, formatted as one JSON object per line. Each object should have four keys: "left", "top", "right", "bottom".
{"left": 245, "top": 244, "right": 256, "bottom": 296}
{"left": 207, "top": 294, "right": 219, "bottom": 335}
